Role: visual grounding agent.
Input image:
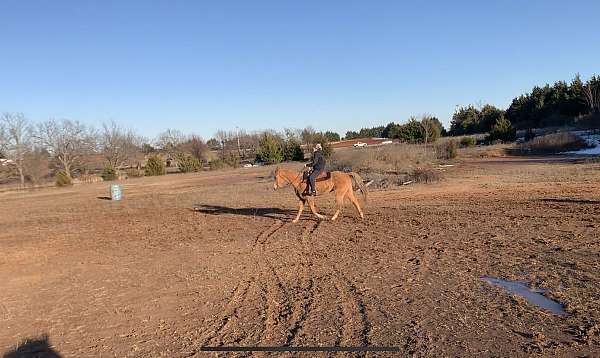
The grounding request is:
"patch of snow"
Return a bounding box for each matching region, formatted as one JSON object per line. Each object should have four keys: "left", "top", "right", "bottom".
{"left": 565, "top": 131, "right": 600, "bottom": 155}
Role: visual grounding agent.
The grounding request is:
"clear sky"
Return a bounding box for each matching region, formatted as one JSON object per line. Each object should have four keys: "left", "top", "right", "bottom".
{"left": 1, "top": 0, "right": 599, "bottom": 139}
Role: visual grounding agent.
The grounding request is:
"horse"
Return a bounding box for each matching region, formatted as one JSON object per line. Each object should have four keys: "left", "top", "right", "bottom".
{"left": 273, "top": 166, "right": 367, "bottom": 223}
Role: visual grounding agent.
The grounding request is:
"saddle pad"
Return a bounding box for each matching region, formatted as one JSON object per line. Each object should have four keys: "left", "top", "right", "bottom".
{"left": 315, "top": 171, "right": 331, "bottom": 182}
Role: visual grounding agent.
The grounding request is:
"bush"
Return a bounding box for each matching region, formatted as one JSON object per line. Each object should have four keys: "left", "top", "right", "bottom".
{"left": 517, "top": 132, "right": 589, "bottom": 154}
{"left": 283, "top": 138, "right": 304, "bottom": 161}
{"left": 409, "top": 167, "right": 440, "bottom": 183}
{"left": 487, "top": 117, "right": 516, "bottom": 142}
{"left": 209, "top": 158, "right": 226, "bottom": 170}
{"left": 23, "top": 150, "right": 49, "bottom": 185}
{"left": 145, "top": 155, "right": 166, "bottom": 176}
{"left": 55, "top": 171, "right": 72, "bottom": 187}
{"left": 126, "top": 168, "right": 145, "bottom": 178}
{"left": 224, "top": 152, "right": 240, "bottom": 168}
{"left": 460, "top": 136, "right": 476, "bottom": 147}
{"left": 175, "top": 152, "right": 202, "bottom": 173}
{"left": 101, "top": 166, "right": 118, "bottom": 181}
{"left": 256, "top": 132, "right": 284, "bottom": 164}
{"left": 436, "top": 140, "right": 458, "bottom": 160}
{"left": 395, "top": 119, "right": 424, "bottom": 143}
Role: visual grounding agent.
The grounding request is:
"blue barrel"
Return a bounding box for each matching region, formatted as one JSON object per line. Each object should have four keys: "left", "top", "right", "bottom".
{"left": 110, "top": 184, "right": 122, "bottom": 201}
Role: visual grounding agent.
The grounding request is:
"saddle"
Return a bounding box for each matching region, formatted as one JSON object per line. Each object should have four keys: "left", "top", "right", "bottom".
{"left": 302, "top": 170, "right": 331, "bottom": 182}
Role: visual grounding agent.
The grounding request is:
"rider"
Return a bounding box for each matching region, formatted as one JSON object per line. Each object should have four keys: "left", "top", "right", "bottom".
{"left": 306, "top": 143, "right": 325, "bottom": 196}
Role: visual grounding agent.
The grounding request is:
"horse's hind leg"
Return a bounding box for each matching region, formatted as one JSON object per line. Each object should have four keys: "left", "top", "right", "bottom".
{"left": 348, "top": 191, "right": 365, "bottom": 219}
{"left": 331, "top": 190, "right": 346, "bottom": 221}
{"left": 307, "top": 198, "right": 326, "bottom": 220}
{"left": 293, "top": 200, "right": 305, "bottom": 223}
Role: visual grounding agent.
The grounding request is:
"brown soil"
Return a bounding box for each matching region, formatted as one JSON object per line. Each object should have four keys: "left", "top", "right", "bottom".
{"left": 1, "top": 157, "right": 599, "bottom": 357}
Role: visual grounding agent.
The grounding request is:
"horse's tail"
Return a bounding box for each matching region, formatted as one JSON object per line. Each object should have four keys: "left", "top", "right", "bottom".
{"left": 349, "top": 172, "right": 368, "bottom": 203}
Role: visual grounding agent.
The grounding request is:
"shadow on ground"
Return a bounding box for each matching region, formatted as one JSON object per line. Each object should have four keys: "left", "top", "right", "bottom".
{"left": 541, "top": 198, "right": 600, "bottom": 205}
{"left": 192, "top": 204, "right": 294, "bottom": 219}
{"left": 3, "top": 335, "right": 61, "bottom": 358}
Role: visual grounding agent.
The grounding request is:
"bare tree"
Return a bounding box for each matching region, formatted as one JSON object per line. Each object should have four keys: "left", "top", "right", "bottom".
{"left": 420, "top": 116, "right": 433, "bottom": 147}
{"left": 22, "top": 149, "right": 50, "bottom": 186}
{"left": 34, "top": 119, "right": 97, "bottom": 179}
{"left": 157, "top": 129, "right": 186, "bottom": 156}
{"left": 583, "top": 82, "right": 600, "bottom": 113}
{"left": 0, "top": 113, "right": 32, "bottom": 187}
{"left": 284, "top": 128, "right": 302, "bottom": 141}
{"left": 301, "top": 126, "right": 316, "bottom": 151}
{"left": 214, "top": 129, "right": 229, "bottom": 159}
{"left": 179, "top": 135, "right": 210, "bottom": 162}
{"left": 101, "top": 121, "right": 142, "bottom": 170}
{"left": 420, "top": 115, "right": 442, "bottom": 147}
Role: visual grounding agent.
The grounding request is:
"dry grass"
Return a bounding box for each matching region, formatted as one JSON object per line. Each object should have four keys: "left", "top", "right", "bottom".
{"left": 329, "top": 143, "right": 446, "bottom": 187}
{"left": 515, "top": 132, "right": 589, "bottom": 154}
{"left": 408, "top": 167, "right": 441, "bottom": 183}
{"left": 330, "top": 144, "right": 437, "bottom": 174}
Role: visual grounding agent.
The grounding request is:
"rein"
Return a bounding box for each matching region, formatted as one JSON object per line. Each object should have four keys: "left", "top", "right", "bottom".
{"left": 279, "top": 169, "right": 304, "bottom": 188}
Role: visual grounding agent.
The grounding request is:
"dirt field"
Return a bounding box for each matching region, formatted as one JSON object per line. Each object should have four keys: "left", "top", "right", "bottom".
{"left": 1, "top": 156, "right": 599, "bottom": 357}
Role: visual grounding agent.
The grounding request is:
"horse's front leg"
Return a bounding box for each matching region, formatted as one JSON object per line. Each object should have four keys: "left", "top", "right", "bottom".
{"left": 292, "top": 200, "right": 305, "bottom": 223}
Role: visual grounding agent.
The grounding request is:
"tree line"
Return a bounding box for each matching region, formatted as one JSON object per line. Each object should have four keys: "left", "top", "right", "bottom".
{"left": 0, "top": 114, "right": 339, "bottom": 187}
{"left": 450, "top": 73, "right": 599, "bottom": 135}
{"left": 345, "top": 115, "right": 446, "bottom": 144}
{"left": 344, "top": 73, "right": 599, "bottom": 141}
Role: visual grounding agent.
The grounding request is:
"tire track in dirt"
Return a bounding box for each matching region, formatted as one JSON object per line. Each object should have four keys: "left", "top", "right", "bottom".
{"left": 199, "top": 219, "right": 288, "bottom": 346}
{"left": 282, "top": 221, "right": 318, "bottom": 346}
{"left": 255, "top": 222, "right": 295, "bottom": 346}
{"left": 310, "top": 224, "right": 371, "bottom": 349}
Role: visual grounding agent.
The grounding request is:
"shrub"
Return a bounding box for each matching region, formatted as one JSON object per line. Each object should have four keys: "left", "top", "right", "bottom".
{"left": 283, "top": 137, "right": 304, "bottom": 161}
{"left": 224, "top": 152, "right": 240, "bottom": 168}
{"left": 460, "top": 136, "right": 476, "bottom": 147}
{"left": 23, "top": 150, "right": 50, "bottom": 185}
{"left": 209, "top": 158, "right": 226, "bottom": 170}
{"left": 101, "top": 166, "right": 118, "bottom": 181}
{"left": 436, "top": 140, "right": 458, "bottom": 160}
{"left": 409, "top": 167, "right": 440, "bottom": 183}
{"left": 126, "top": 168, "right": 145, "bottom": 178}
{"left": 256, "top": 132, "right": 284, "bottom": 164}
{"left": 145, "top": 155, "right": 166, "bottom": 176}
{"left": 396, "top": 118, "right": 424, "bottom": 143}
{"left": 175, "top": 152, "right": 202, "bottom": 173}
{"left": 487, "top": 117, "right": 516, "bottom": 142}
{"left": 55, "top": 171, "right": 72, "bottom": 187}
{"left": 517, "top": 132, "right": 589, "bottom": 154}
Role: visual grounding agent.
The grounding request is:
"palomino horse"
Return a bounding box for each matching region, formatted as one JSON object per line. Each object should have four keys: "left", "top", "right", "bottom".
{"left": 273, "top": 167, "right": 367, "bottom": 223}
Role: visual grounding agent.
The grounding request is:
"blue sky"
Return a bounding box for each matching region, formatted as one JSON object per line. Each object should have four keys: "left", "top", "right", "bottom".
{"left": 1, "top": 0, "right": 599, "bottom": 139}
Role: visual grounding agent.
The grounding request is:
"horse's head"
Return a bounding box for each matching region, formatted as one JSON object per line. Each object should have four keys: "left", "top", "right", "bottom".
{"left": 273, "top": 166, "right": 286, "bottom": 190}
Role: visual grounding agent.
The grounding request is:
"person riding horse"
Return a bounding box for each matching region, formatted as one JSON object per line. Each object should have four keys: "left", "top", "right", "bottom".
{"left": 305, "top": 143, "right": 325, "bottom": 196}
